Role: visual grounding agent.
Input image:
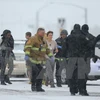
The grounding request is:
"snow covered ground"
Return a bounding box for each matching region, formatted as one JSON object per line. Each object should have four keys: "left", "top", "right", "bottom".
{"left": 0, "top": 78, "right": 100, "bottom": 100}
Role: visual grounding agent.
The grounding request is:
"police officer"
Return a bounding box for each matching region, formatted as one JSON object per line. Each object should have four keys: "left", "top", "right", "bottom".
{"left": 81, "top": 24, "right": 95, "bottom": 58}
{"left": 0, "top": 30, "right": 14, "bottom": 85}
{"left": 81, "top": 24, "right": 96, "bottom": 92}
{"left": 55, "top": 30, "right": 68, "bottom": 87}
{"left": 24, "top": 28, "right": 53, "bottom": 92}
{"left": 66, "top": 24, "right": 90, "bottom": 96}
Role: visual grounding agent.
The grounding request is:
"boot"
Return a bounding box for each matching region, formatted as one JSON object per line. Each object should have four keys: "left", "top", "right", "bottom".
{"left": 71, "top": 92, "right": 75, "bottom": 96}
{"left": 56, "top": 76, "right": 62, "bottom": 87}
{"left": 70, "top": 87, "right": 75, "bottom": 96}
{"left": 5, "top": 75, "right": 12, "bottom": 84}
{"left": 50, "top": 81, "right": 55, "bottom": 88}
{"left": 31, "top": 85, "right": 36, "bottom": 91}
{"left": 1, "top": 81, "right": 7, "bottom": 85}
{"left": 74, "top": 87, "right": 78, "bottom": 94}
{"left": 79, "top": 89, "right": 89, "bottom": 96}
{"left": 36, "top": 79, "right": 45, "bottom": 92}
{"left": 78, "top": 79, "right": 89, "bottom": 96}
{"left": 36, "top": 87, "right": 45, "bottom": 92}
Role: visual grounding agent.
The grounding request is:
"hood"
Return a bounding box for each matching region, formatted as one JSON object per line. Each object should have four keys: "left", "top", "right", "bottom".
{"left": 82, "top": 24, "right": 89, "bottom": 33}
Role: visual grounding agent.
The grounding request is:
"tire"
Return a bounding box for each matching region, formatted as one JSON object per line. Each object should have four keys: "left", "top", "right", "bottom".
{"left": 61, "top": 68, "right": 67, "bottom": 84}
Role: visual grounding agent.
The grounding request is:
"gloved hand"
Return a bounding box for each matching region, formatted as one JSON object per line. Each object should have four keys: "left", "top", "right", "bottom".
{"left": 96, "top": 34, "right": 100, "bottom": 40}
{"left": 24, "top": 55, "right": 29, "bottom": 61}
{"left": 92, "top": 56, "right": 98, "bottom": 63}
{"left": 57, "top": 45, "right": 62, "bottom": 49}
{"left": 50, "top": 56, "right": 55, "bottom": 62}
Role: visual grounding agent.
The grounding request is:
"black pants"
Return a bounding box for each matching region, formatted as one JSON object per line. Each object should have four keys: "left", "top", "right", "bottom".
{"left": 56, "top": 60, "right": 61, "bottom": 77}
{"left": 30, "top": 62, "right": 45, "bottom": 88}
{"left": 55, "top": 59, "right": 66, "bottom": 77}
{"left": 68, "top": 67, "right": 86, "bottom": 93}
{"left": 55, "top": 59, "right": 67, "bottom": 86}
{"left": 68, "top": 68, "right": 78, "bottom": 93}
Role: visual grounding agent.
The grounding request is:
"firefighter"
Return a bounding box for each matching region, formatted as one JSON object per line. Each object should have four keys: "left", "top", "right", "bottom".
{"left": 55, "top": 30, "right": 68, "bottom": 87}
{"left": 24, "top": 28, "right": 53, "bottom": 92}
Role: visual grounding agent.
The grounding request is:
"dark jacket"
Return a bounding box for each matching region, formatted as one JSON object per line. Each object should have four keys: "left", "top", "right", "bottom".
{"left": 55, "top": 37, "right": 67, "bottom": 58}
{"left": 66, "top": 24, "right": 89, "bottom": 58}
{"left": 1, "top": 29, "right": 14, "bottom": 50}
{"left": 0, "top": 35, "right": 14, "bottom": 58}
{"left": 81, "top": 24, "right": 95, "bottom": 58}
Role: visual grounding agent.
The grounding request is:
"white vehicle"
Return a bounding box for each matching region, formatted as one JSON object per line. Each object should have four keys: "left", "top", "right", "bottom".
{"left": 89, "top": 59, "right": 100, "bottom": 79}
{"left": 89, "top": 40, "right": 100, "bottom": 79}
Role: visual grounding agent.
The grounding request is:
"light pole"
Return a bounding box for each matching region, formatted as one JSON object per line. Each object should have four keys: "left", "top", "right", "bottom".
{"left": 50, "top": 2, "right": 88, "bottom": 24}
{"left": 35, "top": 3, "right": 51, "bottom": 30}
{"left": 35, "top": 2, "right": 88, "bottom": 30}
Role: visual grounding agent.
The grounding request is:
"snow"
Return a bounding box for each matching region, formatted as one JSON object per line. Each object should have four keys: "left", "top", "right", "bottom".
{"left": 0, "top": 79, "right": 100, "bottom": 100}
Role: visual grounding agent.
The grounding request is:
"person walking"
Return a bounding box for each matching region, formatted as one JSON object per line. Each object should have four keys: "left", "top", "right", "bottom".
{"left": 24, "top": 28, "right": 53, "bottom": 92}
{"left": 45, "top": 31, "right": 58, "bottom": 88}
{"left": 55, "top": 30, "right": 68, "bottom": 87}
{"left": 0, "top": 30, "right": 14, "bottom": 85}
{"left": 66, "top": 24, "right": 90, "bottom": 96}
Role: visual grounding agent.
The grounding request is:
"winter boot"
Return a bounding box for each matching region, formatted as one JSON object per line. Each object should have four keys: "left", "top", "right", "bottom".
{"left": 5, "top": 75, "right": 12, "bottom": 84}
{"left": 70, "top": 87, "right": 76, "bottom": 96}
{"left": 1, "top": 81, "right": 7, "bottom": 85}
{"left": 31, "top": 85, "right": 36, "bottom": 91}
{"left": 79, "top": 89, "right": 89, "bottom": 96}
{"left": 36, "top": 79, "right": 45, "bottom": 92}
{"left": 36, "top": 87, "right": 45, "bottom": 92}
{"left": 50, "top": 81, "right": 55, "bottom": 88}
{"left": 56, "top": 76, "right": 62, "bottom": 87}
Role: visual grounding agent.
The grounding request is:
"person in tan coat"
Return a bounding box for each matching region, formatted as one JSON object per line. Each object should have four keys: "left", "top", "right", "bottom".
{"left": 24, "top": 28, "right": 53, "bottom": 92}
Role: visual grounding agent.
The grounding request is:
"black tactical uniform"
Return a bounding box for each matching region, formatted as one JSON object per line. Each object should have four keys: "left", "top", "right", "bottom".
{"left": 66, "top": 24, "right": 90, "bottom": 96}
{"left": 81, "top": 24, "right": 96, "bottom": 92}
{"left": 55, "top": 30, "right": 68, "bottom": 87}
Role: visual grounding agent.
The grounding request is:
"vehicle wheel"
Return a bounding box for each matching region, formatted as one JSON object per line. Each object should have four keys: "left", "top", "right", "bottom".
{"left": 61, "top": 68, "right": 67, "bottom": 84}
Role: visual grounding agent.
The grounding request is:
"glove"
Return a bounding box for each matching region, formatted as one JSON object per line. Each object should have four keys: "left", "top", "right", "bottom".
{"left": 92, "top": 56, "right": 98, "bottom": 63}
{"left": 24, "top": 55, "right": 29, "bottom": 61}
{"left": 57, "top": 45, "right": 62, "bottom": 49}
{"left": 96, "top": 34, "right": 100, "bottom": 40}
{"left": 50, "top": 57, "right": 55, "bottom": 62}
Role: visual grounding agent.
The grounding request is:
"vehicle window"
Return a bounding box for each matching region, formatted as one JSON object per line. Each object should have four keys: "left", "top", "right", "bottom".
{"left": 14, "top": 44, "right": 24, "bottom": 51}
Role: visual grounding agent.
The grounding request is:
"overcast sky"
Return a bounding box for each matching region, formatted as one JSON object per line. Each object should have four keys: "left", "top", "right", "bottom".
{"left": 0, "top": 0, "right": 100, "bottom": 39}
